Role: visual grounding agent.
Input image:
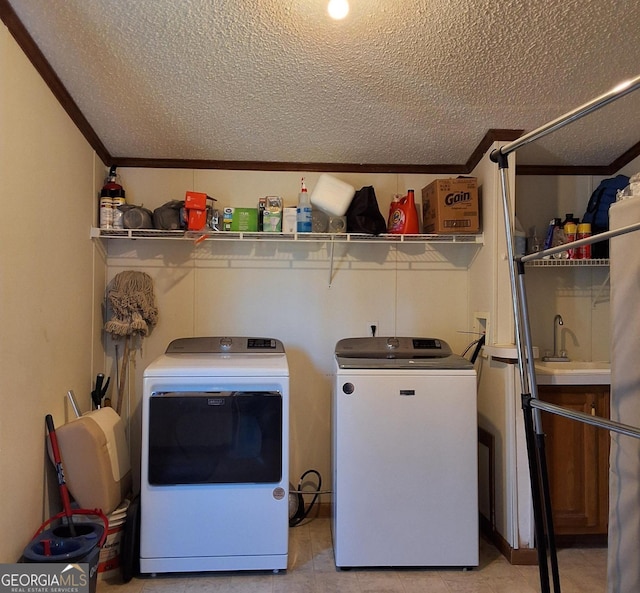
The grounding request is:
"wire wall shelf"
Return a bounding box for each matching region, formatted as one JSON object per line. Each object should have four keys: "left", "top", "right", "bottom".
{"left": 90, "top": 227, "right": 484, "bottom": 245}
{"left": 525, "top": 258, "right": 609, "bottom": 267}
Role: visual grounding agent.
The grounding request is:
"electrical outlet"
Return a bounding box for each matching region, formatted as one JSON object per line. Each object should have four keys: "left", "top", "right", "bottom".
{"left": 366, "top": 321, "right": 379, "bottom": 337}
{"left": 473, "top": 311, "right": 490, "bottom": 341}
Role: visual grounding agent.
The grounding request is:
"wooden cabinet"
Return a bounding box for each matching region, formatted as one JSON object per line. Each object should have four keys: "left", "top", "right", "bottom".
{"left": 537, "top": 385, "right": 610, "bottom": 537}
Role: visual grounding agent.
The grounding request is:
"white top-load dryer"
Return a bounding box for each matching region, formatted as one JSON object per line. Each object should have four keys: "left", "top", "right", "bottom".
{"left": 140, "top": 337, "right": 289, "bottom": 574}
{"left": 332, "top": 337, "right": 478, "bottom": 568}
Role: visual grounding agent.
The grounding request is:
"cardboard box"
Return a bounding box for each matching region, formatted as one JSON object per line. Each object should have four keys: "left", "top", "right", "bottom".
{"left": 231, "top": 208, "right": 258, "bottom": 232}
{"left": 282, "top": 207, "right": 297, "bottom": 233}
{"left": 185, "top": 191, "right": 207, "bottom": 211}
{"left": 222, "top": 207, "right": 258, "bottom": 231}
{"left": 188, "top": 208, "right": 207, "bottom": 231}
{"left": 223, "top": 207, "right": 234, "bottom": 231}
{"left": 422, "top": 178, "right": 480, "bottom": 234}
{"left": 263, "top": 196, "right": 283, "bottom": 232}
{"left": 263, "top": 210, "right": 282, "bottom": 232}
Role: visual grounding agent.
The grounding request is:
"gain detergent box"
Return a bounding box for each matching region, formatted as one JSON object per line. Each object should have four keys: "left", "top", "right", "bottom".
{"left": 422, "top": 178, "right": 480, "bottom": 234}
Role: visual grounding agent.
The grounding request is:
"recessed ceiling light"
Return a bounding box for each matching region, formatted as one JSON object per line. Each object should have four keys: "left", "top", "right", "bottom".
{"left": 328, "top": 0, "right": 349, "bottom": 20}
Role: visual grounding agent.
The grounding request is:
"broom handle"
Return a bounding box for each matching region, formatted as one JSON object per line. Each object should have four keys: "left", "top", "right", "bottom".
{"left": 116, "top": 335, "right": 130, "bottom": 416}
{"left": 45, "top": 415, "right": 76, "bottom": 536}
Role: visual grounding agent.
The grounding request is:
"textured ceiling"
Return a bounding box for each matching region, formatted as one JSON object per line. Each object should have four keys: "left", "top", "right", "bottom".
{"left": 4, "top": 0, "right": 640, "bottom": 170}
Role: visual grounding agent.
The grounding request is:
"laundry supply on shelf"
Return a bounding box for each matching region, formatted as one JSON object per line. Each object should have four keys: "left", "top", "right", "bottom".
{"left": 422, "top": 177, "right": 479, "bottom": 234}
{"left": 297, "top": 178, "right": 312, "bottom": 233}
{"left": 387, "top": 190, "right": 419, "bottom": 234}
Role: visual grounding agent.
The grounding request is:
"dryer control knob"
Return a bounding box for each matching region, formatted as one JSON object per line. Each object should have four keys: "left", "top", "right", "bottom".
{"left": 219, "top": 337, "right": 233, "bottom": 351}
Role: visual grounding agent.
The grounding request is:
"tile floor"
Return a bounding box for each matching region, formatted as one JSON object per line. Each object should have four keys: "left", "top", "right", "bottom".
{"left": 99, "top": 519, "right": 607, "bottom": 593}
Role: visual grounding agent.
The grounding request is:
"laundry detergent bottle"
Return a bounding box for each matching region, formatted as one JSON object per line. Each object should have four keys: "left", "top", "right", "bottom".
{"left": 387, "top": 189, "right": 419, "bottom": 234}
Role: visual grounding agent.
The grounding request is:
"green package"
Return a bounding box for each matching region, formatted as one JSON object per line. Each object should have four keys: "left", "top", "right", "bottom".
{"left": 231, "top": 208, "right": 259, "bottom": 232}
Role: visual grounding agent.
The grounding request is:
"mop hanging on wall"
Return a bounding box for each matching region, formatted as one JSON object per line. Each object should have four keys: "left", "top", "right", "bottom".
{"left": 104, "top": 271, "right": 158, "bottom": 415}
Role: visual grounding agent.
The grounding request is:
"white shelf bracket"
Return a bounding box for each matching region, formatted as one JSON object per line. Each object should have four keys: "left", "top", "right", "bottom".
{"left": 328, "top": 239, "right": 335, "bottom": 287}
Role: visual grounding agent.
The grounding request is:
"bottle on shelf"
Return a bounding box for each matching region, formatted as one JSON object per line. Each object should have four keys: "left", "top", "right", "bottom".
{"left": 561, "top": 213, "right": 579, "bottom": 227}
{"left": 296, "top": 178, "right": 312, "bottom": 233}
{"left": 577, "top": 222, "right": 592, "bottom": 259}
{"left": 387, "top": 194, "right": 401, "bottom": 232}
{"left": 543, "top": 218, "right": 561, "bottom": 251}
{"left": 564, "top": 220, "right": 578, "bottom": 259}
{"left": 527, "top": 226, "right": 541, "bottom": 254}
{"left": 99, "top": 166, "right": 126, "bottom": 229}
{"left": 559, "top": 214, "right": 578, "bottom": 259}
{"left": 551, "top": 224, "right": 569, "bottom": 259}
{"left": 387, "top": 189, "right": 419, "bottom": 234}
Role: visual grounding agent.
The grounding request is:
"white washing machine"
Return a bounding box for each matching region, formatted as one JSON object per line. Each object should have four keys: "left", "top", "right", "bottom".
{"left": 332, "top": 337, "right": 478, "bottom": 568}
{"left": 140, "top": 337, "right": 289, "bottom": 574}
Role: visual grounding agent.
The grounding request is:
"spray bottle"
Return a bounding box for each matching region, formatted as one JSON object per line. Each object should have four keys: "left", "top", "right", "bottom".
{"left": 297, "top": 178, "right": 312, "bottom": 233}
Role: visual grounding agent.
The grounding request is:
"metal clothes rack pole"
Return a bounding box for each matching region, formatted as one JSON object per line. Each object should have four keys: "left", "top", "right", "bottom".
{"left": 489, "top": 73, "right": 640, "bottom": 593}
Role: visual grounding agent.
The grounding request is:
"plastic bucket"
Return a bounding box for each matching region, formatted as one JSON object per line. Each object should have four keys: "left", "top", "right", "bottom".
{"left": 98, "top": 499, "right": 130, "bottom": 580}
{"left": 23, "top": 522, "right": 102, "bottom": 593}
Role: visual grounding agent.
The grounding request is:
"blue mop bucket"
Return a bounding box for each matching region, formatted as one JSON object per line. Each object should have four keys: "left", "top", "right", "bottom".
{"left": 23, "top": 522, "right": 104, "bottom": 593}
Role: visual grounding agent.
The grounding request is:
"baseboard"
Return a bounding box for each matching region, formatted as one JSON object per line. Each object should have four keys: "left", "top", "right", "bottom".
{"left": 480, "top": 517, "right": 538, "bottom": 565}
{"left": 556, "top": 533, "right": 607, "bottom": 547}
{"left": 315, "top": 501, "right": 331, "bottom": 518}
{"left": 299, "top": 501, "right": 331, "bottom": 520}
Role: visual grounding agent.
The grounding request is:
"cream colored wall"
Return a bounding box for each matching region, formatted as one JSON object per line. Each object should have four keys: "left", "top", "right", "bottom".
{"left": 469, "top": 145, "right": 528, "bottom": 549}
{"left": 467, "top": 144, "right": 516, "bottom": 347}
{"left": 103, "top": 169, "right": 481, "bottom": 495}
{"left": 0, "top": 26, "right": 103, "bottom": 561}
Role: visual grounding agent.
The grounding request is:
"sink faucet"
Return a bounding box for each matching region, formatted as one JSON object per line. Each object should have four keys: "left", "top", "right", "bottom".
{"left": 543, "top": 315, "right": 570, "bottom": 362}
{"left": 553, "top": 314, "right": 563, "bottom": 358}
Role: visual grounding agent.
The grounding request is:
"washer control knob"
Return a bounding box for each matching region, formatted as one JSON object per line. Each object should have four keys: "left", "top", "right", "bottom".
{"left": 386, "top": 337, "right": 400, "bottom": 350}
{"left": 342, "top": 382, "right": 355, "bottom": 395}
{"left": 219, "top": 337, "right": 233, "bottom": 351}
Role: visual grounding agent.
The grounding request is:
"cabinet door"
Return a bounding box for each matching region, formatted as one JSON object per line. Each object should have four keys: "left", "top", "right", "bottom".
{"left": 538, "top": 385, "right": 610, "bottom": 535}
